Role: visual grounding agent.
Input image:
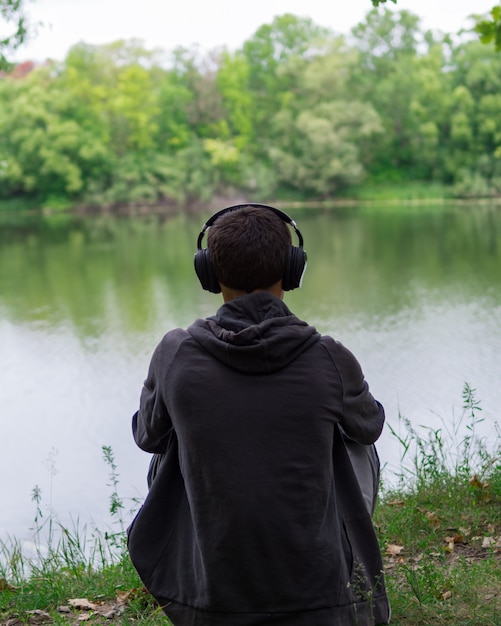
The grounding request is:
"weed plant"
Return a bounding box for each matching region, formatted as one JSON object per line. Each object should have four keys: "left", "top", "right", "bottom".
{"left": 376, "top": 384, "right": 501, "bottom": 625}
{"left": 0, "top": 447, "right": 162, "bottom": 623}
{"left": 0, "top": 385, "right": 499, "bottom": 625}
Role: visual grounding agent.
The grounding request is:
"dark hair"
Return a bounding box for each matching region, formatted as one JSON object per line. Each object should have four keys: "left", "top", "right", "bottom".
{"left": 207, "top": 205, "right": 292, "bottom": 292}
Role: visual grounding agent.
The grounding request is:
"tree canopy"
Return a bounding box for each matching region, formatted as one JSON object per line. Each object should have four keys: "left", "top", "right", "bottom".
{"left": 0, "top": 0, "right": 29, "bottom": 69}
{"left": 2, "top": 7, "right": 501, "bottom": 209}
{"left": 372, "top": 0, "right": 501, "bottom": 50}
{"left": 0, "top": 0, "right": 501, "bottom": 207}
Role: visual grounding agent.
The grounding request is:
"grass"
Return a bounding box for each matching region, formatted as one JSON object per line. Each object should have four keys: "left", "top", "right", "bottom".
{"left": 374, "top": 384, "right": 501, "bottom": 624}
{"left": 345, "top": 180, "right": 455, "bottom": 203}
{"left": 1, "top": 385, "right": 500, "bottom": 625}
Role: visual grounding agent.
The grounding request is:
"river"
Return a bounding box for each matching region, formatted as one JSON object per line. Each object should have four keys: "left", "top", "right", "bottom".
{"left": 1, "top": 203, "right": 500, "bottom": 543}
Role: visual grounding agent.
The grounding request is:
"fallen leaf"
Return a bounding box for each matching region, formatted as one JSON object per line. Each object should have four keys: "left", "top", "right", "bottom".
{"left": 444, "top": 537, "right": 456, "bottom": 552}
{"left": 26, "top": 610, "right": 50, "bottom": 616}
{"left": 25, "top": 609, "right": 51, "bottom": 621}
{"left": 386, "top": 544, "right": 404, "bottom": 556}
{"left": 444, "top": 533, "right": 464, "bottom": 552}
{"left": 0, "top": 578, "right": 17, "bottom": 591}
{"left": 116, "top": 589, "right": 134, "bottom": 604}
{"left": 482, "top": 536, "right": 496, "bottom": 548}
{"left": 68, "top": 598, "right": 98, "bottom": 610}
{"left": 445, "top": 533, "right": 464, "bottom": 545}
{"left": 469, "top": 474, "right": 486, "bottom": 488}
{"left": 426, "top": 511, "right": 441, "bottom": 527}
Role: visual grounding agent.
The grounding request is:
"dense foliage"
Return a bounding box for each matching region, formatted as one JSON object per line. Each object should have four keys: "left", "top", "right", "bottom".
{"left": 0, "top": 0, "right": 29, "bottom": 69}
{"left": 1, "top": 8, "right": 501, "bottom": 209}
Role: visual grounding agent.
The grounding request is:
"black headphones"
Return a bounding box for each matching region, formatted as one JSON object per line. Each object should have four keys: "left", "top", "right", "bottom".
{"left": 194, "top": 203, "right": 307, "bottom": 293}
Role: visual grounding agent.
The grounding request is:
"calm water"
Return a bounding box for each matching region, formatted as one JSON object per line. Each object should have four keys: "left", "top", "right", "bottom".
{"left": 1, "top": 204, "right": 500, "bottom": 542}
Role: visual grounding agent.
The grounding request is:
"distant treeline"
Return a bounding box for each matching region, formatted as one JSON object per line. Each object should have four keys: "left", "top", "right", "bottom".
{"left": 1, "top": 8, "right": 501, "bottom": 210}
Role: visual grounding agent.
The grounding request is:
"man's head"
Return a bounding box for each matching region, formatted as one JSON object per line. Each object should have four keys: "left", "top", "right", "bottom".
{"left": 194, "top": 203, "right": 307, "bottom": 297}
{"left": 207, "top": 205, "right": 292, "bottom": 294}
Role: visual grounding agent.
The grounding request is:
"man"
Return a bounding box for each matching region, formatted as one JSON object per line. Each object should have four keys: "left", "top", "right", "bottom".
{"left": 128, "top": 204, "right": 390, "bottom": 626}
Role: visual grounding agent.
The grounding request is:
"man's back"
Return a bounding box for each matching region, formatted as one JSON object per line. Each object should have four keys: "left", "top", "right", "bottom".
{"left": 128, "top": 292, "right": 390, "bottom": 625}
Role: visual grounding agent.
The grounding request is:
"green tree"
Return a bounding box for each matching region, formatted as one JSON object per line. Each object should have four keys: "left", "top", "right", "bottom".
{"left": 405, "top": 42, "right": 453, "bottom": 180}
{"left": 372, "top": 0, "right": 501, "bottom": 51}
{"left": 155, "top": 70, "right": 193, "bottom": 152}
{"left": 170, "top": 45, "right": 225, "bottom": 139}
{"left": 0, "top": 66, "right": 112, "bottom": 206}
{"left": 349, "top": 8, "right": 454, "bottom": 182}
{"left": 445, "top": 39, "right": 501, "bottom": 195}
{"left": 350, "top": 7, "right": 422, "bottom": 76}
{"left": 58, "top": 40, "right": 198, "bottom": 206}
{"left": 216, "top": 50, "right": 254, "bottom": 150}
{"left": 269, "top": 101, "right": 382, "bottom": 197}
{"left": 0, "top": 0, "right": 29, "bottom": 69}
{"left": 266, "top": 37, "right": 383, "bottom": 197}
{"left": 242, "top": 14, "right": 331, "bottom": 148}
{"left": 475, "top": 5, "right": 501, "bottom": 50}
{"left": 63, "top": 40, "right": 163, "bottom": 156}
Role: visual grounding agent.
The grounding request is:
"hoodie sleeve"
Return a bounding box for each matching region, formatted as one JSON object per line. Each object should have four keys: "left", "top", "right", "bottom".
{"left": 322, "top": 337, "right": 385, "bottom": 445}
{"left": 132, "top": 330, "right": 187, "bottom": 453}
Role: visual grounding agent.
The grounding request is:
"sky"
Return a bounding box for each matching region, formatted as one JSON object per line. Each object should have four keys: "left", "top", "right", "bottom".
{"left": 5, "top": 0, "right": 498, "bottom": 63}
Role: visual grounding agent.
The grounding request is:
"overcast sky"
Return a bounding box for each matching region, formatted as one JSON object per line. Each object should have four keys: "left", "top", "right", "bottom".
{"left": 7, "top": 0, "right": 497, "bottom": 62}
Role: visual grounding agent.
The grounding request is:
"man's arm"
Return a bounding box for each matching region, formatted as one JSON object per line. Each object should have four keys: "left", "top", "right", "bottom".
{"left": 339, "top": 350, "right": 385, "bottom": 444}
{"left": 132, "top": 339, "right": 174, "bottom": 454}
{"left": 323, "top": 337, "right": 385, "bottom": 444}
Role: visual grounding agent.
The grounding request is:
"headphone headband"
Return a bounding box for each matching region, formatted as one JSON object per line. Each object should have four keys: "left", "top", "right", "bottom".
{"left": 197, "top": 203, "right": 303, "bottom": 249}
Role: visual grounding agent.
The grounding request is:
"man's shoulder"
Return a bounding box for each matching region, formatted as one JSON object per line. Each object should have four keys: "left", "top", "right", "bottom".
{"left": 319, "top": 335, "right": 363, "bottom": 370}
{"left": 163, "top": 326, "right": 191, "bottom": 340}
{"left": 318, "top": 334, "right": 346, "bottom": 353}
{"left": 146, "top": 327, "right": 198, "bottom": 377}
{"left": 151, "top": 327, "right": 192, "bottom": 361}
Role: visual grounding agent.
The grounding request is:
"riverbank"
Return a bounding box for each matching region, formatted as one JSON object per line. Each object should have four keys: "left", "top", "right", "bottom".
{"left": 1, "top": 392, "right": 500, "bottom": 626}
{"left": 2, "top": 180, "right": 501, "bottom": 219}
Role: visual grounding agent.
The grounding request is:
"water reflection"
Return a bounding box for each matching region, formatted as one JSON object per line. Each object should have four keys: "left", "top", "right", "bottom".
{"left": 1, "top": 205, "right": 500, "bottom": 540}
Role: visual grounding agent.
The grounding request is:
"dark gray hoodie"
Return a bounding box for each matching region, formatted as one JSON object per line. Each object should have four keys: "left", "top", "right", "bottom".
{"left": 128, "top": 292, "right": 390, "bottom": 625}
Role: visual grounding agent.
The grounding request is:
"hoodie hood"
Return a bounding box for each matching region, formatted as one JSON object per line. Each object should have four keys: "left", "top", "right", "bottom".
{"left": 188, "top": 292, "right": 320, "bottom": 374}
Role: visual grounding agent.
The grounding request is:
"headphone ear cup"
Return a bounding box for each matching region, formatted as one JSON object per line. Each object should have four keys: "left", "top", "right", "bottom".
{"left": 283, "top": 246, "right": 307, "bottom": 291}
{"left": 194, "top": 249, "right": 221, "bottom": 293}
